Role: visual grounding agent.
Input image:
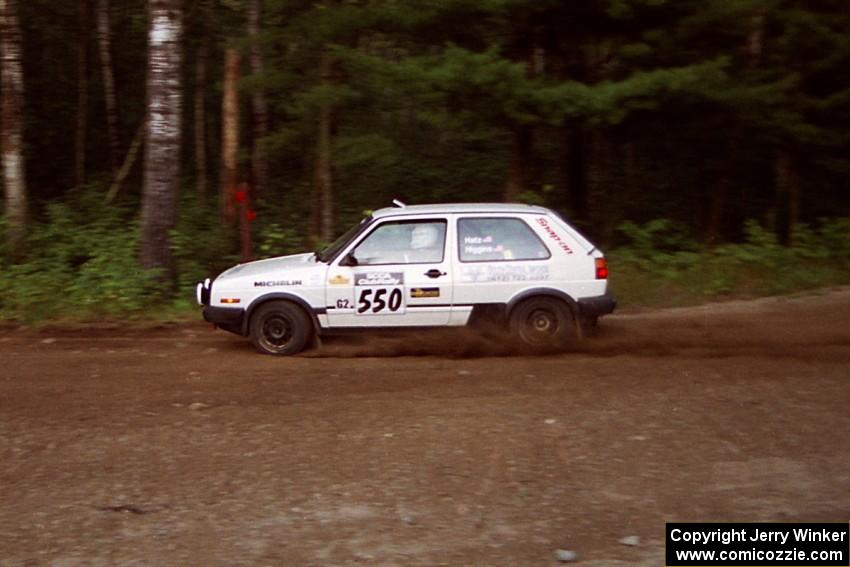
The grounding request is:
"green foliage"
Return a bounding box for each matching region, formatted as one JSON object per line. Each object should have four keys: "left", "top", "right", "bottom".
{"left": 171, "top": 193, "right": 317, "bottom": 308}
{"left": 170, "top": 196, "right": 239, "bottom": 303}
{"left": 0, "top": 187, "right": 320, "bottom": 322}
{"left": 610, "top": 217, "right": 850, "bottom": 307}
{"left": 0, "top": 191, "right": 157, "bottom": 322}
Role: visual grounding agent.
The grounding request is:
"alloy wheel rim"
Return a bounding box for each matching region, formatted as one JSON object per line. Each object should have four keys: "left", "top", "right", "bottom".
{"left": 262, "top": 315, "right": 293, "bottom": 349}
{"left": 524, "top": 308, "right": 559, "bottom": 343}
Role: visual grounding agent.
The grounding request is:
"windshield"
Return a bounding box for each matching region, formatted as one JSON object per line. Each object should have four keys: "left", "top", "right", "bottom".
{"left": 316, "top": 216, "right": 372, "bottom": 263}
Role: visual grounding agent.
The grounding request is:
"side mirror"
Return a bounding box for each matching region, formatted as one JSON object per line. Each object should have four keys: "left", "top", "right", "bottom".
{"left": 339, "top": 252, "right": 358, "bottom": 267}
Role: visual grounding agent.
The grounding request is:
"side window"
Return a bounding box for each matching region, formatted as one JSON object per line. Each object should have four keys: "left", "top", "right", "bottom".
{"left": 458, "top": 217, "right": 550, "bottom": 262}
{"left": 352, "top": 220, "right": 447, "bottom": 265}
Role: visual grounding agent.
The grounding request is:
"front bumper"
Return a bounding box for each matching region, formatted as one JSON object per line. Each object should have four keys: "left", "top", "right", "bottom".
{"left": 203, "top": 306, "right": 245, "bottom": 335}
{"left": 577, "top": 293, "right": 617, "bottom": 319}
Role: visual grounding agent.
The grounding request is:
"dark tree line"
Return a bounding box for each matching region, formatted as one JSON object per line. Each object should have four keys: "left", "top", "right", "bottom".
{"left": 1, "top": 0, "right": 848, "bottom": 278}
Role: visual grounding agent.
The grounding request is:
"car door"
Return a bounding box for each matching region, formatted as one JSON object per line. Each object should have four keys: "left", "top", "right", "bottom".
{"left": 325, "top": 217, "right": 453, "bottom": 327}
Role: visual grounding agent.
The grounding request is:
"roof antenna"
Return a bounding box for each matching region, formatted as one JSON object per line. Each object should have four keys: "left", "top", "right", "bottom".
{"left": 392, "top": 199, "right": 407, "bottom": 208}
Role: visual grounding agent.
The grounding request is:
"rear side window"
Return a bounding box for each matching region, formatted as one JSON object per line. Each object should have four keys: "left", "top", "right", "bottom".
{"left": 458, "top": 217, "right": 550, "bottom": 262}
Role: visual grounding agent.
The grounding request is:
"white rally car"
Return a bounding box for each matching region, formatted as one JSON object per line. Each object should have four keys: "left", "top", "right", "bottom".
{"left": 197, "top": 202, "right": 615, "bottom": 355}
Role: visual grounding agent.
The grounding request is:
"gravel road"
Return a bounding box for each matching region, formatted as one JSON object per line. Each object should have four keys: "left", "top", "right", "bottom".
{"left": 2, "top": 289, "right": 849, "bottom": 566}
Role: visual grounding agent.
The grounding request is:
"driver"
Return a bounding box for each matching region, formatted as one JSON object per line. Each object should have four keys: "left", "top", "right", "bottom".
{"left": 407, "top": 224, "right": 442, "bottom": 262}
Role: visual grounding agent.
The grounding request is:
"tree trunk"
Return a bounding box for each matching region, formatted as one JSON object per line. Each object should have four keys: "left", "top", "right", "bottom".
{"left": 193, "top": 0, "right": 209, "bottom": 199}
{"left": 96, "top": 0, "right": 121, "bottom": 177}
{"left": 706, "top": 8, "right": 765, "bottom": 245}
{"left": 504, "top": 125, "right": 533, "bottom": 201}
{"left": 311, "top": 47, "right": 334, "bottom": 244}
{"left": 140, "top": 0, "right": 183, "bottom": 277}
{"left": 105, "top": 121, "right": 144, "bottom": 203}
{"left": 75, "top": 0, "right": 88, "bottom": 187}
{"left": 705, "top": 138, "right": 735, "bottom": 245}
{"left": 0, "top": 0, "right": 27, "bottom": 255}
{"left": 615, "top": 140, "right": 637, "bottom": 235}
{"left": 559, "top": 126, "right": 587, "bottom": 222}
{"left": 745, "top": 9, "right": 766, "bottom": 71}
{"left": 587, "top": 130, "right": 613, "bottom": 247}
{"left": 503, "top": 19, "right": 537, "bottom": 202}
{"left": 774, "top": 148, "right": 800, "bottom": 246}
{"left": 220, "top": 47, "right": 240, "bottom": 224}
{"left": 248, "top": 0, "right": 268, "bottom": 196}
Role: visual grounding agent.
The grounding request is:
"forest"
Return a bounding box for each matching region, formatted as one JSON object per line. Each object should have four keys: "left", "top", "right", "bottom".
{"left": 0, "top": 0, "right": 848, "bottom": 321}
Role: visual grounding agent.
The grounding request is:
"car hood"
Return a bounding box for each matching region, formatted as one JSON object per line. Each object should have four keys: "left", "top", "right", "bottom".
{"left": 217, "top": 252, "right": 318, "bottom": 280}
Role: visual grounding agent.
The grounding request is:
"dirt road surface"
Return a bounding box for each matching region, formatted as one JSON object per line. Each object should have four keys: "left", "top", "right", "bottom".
{"left": 2, "top": 289, "right": 849, "bottom": 566}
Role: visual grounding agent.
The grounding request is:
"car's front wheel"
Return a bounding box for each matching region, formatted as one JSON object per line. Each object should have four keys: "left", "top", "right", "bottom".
{"left": 249, "top": 301, "right": 313, "bottom": 356}
{"left": 509, "top": 297, "right": 580, "bottom": 352}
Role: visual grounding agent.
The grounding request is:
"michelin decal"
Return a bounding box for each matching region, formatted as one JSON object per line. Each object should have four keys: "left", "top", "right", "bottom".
{"left": 254, "top": 280, "right": 303, "bottom": 287}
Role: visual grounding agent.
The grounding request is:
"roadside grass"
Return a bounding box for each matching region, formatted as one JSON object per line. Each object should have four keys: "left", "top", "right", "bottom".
{"left": 608, "top": 218, "right": 850, "bottom": 308}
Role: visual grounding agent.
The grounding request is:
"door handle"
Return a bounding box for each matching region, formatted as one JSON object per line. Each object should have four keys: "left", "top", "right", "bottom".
{"left": 424, "top": 269, "right": 447, "bottom": 279}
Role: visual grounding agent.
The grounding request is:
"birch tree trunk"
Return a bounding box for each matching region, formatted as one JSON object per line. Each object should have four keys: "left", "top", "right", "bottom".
{"left": 140, "top": 0, "right": 183, "bottom": 276}
{"left": 75, "top": 0, "right": 89, "bottom": 187}
{"left": 220, "top": 47, "right": 240, "bottom": 224}
{"left": 97, "top": 0, "right": 121, "bottom": 177}
{"left": 194, "top": 0, "right": 209, "bottom": 199}
{"left": 248, "top": 0, "right": 268, "bottom": 196}
{"left": 0, "top": 0, "right": 27, "bottom": 255}
{"left": 311, "top": 47, "right": 334, "bottom": 244}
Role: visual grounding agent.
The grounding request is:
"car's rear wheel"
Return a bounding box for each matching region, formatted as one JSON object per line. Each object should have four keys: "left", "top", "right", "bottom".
{"left": 249, "top": 301, "right": 313, "bottom": 356}
{"left": 510, "top": 297, "right": 580, "bottom": 352}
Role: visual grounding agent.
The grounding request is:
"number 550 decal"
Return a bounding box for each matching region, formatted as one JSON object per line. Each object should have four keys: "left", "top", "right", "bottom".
{"left": 356, "top": 286, "right": 405, "bottom": 315}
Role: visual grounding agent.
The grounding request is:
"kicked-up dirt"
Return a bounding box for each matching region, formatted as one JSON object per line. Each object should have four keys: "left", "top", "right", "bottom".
{"left": 1, "top": 289, "right": 849, "bottom": 566}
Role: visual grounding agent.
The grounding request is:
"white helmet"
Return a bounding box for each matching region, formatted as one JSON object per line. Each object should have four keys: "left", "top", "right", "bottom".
{"left": 411, "top": 224, "right": 440, "bottom": 249}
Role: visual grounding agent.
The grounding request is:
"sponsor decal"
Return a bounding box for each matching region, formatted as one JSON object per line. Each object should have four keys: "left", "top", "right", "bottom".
{"left": 461, "top": 265, "right": 549, "bottom": 283}
{"left": 356, "top": 286, "right": 405, "bottom": 314}
{"left": 254, "top": 280, "right": 302, "bottom": 287}
{"left": 352, "top": 272, "right": 406, "bottom": 315}
{"left": 536, "top": 217, "right": 573, "bottom": 254}
{"left": 328, "top": 274, "right": 350, "bottom": 285}
{"left": 410, "top": 287, "right": 440, "bottom": 298}
{"left": 463, "top": 235, "right": 506, "bottom": 257}
{"left": 355, "top": 271, "right": 404, "bottom": 286}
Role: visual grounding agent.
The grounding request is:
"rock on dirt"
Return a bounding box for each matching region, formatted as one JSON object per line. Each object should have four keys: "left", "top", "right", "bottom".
{"left": 554, "top": 549, "right": 578, "bottom": 562}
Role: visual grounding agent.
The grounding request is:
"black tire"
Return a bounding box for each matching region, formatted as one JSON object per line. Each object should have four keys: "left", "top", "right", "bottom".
{"left": 249, "top": 301, "right": 313, "bottom": 356}
{"left": 509, "top": 297, "right": 580, "bottom": 352}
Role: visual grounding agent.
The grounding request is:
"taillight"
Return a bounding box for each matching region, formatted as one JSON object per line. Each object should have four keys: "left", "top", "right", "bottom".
{"left": 595, "top": 257, "right": 608, "bottom": 279}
